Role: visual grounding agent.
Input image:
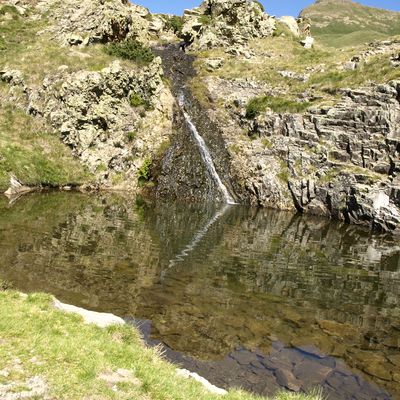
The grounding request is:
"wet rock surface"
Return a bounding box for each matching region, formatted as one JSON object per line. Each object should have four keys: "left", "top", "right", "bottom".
{"left": 154, "top": 44, "right": 236, "bottom": 203}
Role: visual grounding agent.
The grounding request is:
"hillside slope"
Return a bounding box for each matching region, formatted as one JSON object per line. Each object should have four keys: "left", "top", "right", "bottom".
{"left": 300, "top": 0, "right": 400, "bottom": 47}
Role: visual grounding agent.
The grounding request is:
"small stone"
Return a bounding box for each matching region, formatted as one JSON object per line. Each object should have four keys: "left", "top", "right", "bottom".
{"left": 275, "top": 368, "right": 301, "bottom": 392}
{"left": 300, "top": 36, "right": 314, "bottom": 49}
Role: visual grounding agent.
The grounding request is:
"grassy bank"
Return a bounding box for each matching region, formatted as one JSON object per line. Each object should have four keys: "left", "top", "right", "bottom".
{"left": 0, "top": 100, "right": 93, "bottom": 191}
{"left": 0, "top": 287, "right": 323, "bottom": 400}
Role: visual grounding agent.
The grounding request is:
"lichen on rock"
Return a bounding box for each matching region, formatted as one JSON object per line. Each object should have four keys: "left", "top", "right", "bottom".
{"left": 181, "top": 0, "right": 276, "bottom": 50}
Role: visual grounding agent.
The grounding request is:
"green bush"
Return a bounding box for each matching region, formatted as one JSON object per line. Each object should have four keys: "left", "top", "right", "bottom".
{"left": 104, "top": 38, "right": 154, "bottom": 65}
{"left": 127, "top": 131, "right": 137, "bottom": 142}
{"left": 246, "top": 96, "right": 312, "bottom": 118}
{"left": 137, "top": 158, "right": 152, "bottom": 183}
{"left": 165, "top": 16, "right": 183, "bottom": 35}
{"left": 130, "top": 93, "right": 147, "bottom": 107}
{"left": 199, "top": 15, "right": 212, "bottom": 26}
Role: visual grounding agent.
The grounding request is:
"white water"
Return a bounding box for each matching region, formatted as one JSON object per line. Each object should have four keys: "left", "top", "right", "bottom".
{"left": 178, "top": 93, "right": 236, "bottom": 205}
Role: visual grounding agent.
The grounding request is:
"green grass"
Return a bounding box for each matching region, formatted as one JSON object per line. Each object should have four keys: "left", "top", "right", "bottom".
{"left": 0, "top": 6, "right": 124, "bottom": 86}
{"left": 246, "top": 97, "right": 312, "bottom": 118}
{"left": 193, "top": 29, "right": 400, "bottom": 118}
{"left": 0, "top": 288, "right": 324, "bottom": 400}
{"left": 300, "top": 0, "right": 400, "bottom": 47}
{"left": 0, "top": 102, "right": 92, "bottom": 191}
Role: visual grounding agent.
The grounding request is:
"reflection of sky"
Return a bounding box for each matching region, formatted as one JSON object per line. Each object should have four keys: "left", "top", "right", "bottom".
{"left": 132, "top": 0, "right": 400, "bottom": 17}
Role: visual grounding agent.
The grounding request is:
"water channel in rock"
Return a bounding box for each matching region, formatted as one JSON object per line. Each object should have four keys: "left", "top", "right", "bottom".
{"left": 0, "top": 192, "right": 399, "bottom": 399}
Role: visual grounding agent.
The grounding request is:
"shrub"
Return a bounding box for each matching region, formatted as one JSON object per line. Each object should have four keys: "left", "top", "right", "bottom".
{"left": 165, "top": 16, "right": 183, "bottom": 35}
{"left": 104, "top": 38, "right": 154, "bottom": 65}
{"left": 199, "top": 15, "right": 212, "bottom": 26}
{"left": 127, "top": 131, "right": 137, "bottom": 142}
{"left": 246, "top": 96, "right": 312, "bottom": 118}
{"left": 130, "top": 93, "right": 147, "bottom": 108}
{"left": 137, "top": 158, "right": 152, "bottom": 183}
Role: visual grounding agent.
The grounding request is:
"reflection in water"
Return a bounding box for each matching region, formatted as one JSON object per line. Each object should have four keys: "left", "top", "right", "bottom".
{"left": 166, "top": 203, "right": 230, "bottom": 271}
{"left": 0, "top": 193, "right": 399, "bottom": 399}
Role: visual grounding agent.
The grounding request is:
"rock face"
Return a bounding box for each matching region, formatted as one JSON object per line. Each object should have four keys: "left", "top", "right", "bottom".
{"left": 0, "top": 0, "right": 174, "bottom": 191}
{"left": 205, "top": 79, "right": 400, "bottom": 234}
{"left": 181, "top": 0, "right": 276, "bottom": 50}
{"left": 36, "top": 0, "right": 153, "bottom": 45}
{"left": 1, "top": 59, "right": 173, "bottom": 190}
{"left": 47, "top": 59, "right": 172, "bottom": 188}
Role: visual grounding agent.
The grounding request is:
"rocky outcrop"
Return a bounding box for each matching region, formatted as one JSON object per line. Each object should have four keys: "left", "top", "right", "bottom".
{"left": 181, "top": 0, "right": 276, "bottom": 50}
{"left": 2, "top": 59, "right": 174, "bottom": 189}
{"left": 33, "top": 0, "right": 152, "bottom": 45}
{"left": 0, "top": 0, "right": 174, "bottom": 191}
{"left": 206, "top": 79, "right": 400, "bottom": 234}
{"left": 49, "top": 59, "right": 172, "bottom": 189}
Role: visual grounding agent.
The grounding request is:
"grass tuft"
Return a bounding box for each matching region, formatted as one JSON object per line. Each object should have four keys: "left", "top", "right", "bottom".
{"left": 246, "top": 96, "right": 312, "bottom": 118}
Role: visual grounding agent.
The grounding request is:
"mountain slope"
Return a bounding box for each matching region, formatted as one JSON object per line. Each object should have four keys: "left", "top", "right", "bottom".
{"left": 300, "top": 0, "right": 400, "bottom": 47}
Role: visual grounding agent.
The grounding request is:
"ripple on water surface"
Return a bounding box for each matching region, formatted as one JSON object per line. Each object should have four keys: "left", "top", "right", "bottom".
{"left": 0, "top": 192, "right": 399, "bottom": 399}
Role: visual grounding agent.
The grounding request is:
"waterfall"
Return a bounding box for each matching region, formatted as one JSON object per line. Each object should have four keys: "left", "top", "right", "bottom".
{"left": 178, "top": 93, "right": 236, "bottom": 205}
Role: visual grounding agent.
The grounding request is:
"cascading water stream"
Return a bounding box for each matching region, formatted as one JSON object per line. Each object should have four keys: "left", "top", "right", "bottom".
{"left": 178, "top": 93, "right": 236, "bottom": 205}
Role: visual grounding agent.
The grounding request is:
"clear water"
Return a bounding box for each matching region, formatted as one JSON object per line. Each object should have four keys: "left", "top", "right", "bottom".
{"left": 0, "top": 192, "right": 399, "bottom": 399}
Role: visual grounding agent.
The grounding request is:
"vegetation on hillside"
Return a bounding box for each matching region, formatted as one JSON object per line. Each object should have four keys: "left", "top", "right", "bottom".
{"left": 0, "top": 287, "right": 324, "bottom": 400}
{"left": 0, "top": 99, "right": 92, "bottom": 191}
{"left": 105, "top": 38, "right": 155, "bottom": 65}
{"left": 194, "top": 32, "right": 400, "bottom": 114}
{"left": 300, "top": 0, "right": 400, "bottom": 47}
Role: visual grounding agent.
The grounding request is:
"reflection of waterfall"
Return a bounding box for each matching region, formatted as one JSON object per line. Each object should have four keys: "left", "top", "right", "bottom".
{"left": 165, "top": 204, "right": 230, "bottom": 273}
{"left": 178, "top": 93, "right": 236, "bottom": 205}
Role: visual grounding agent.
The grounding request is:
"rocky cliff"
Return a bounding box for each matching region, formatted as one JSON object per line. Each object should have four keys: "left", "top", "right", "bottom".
{"left": 1, "top": 0, "right": 400, "bottom": 233}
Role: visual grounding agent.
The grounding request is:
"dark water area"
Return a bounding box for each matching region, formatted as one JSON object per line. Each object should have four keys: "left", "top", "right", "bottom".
{"left": 0, "top": 193, "right": 399, "bottom": 399}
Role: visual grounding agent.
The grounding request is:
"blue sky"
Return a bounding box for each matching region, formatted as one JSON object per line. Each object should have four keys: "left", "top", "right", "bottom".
{"left": 133, "top": 0, "right": 400, "bottom": 16}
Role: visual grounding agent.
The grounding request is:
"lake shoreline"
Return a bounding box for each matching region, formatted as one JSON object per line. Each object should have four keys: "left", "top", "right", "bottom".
{"left": 0, "top": 286, "right": 322, "bottom": 400}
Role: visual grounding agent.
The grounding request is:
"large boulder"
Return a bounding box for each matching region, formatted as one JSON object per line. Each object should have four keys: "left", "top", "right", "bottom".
{"left": 33, "top": 0, "right": 154, "bottom": 45}
{"left": 279, "top": 16, "right": 300, "bottom": 37}
{"left": 181, "top": 0, "right": 276, "bottom": 50}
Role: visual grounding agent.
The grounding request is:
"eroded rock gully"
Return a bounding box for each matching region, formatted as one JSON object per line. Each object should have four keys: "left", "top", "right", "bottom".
{"left": 153, "top": 44, "right": 237, "bottom": 203}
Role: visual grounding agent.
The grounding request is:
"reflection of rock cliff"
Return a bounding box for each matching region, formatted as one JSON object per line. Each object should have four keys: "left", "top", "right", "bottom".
{"left": 0, "top": 193, "right": 399, "bottom": 397}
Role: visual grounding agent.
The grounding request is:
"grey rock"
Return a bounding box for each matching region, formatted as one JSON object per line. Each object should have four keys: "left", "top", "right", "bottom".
{"left": 181, "top": 0, "right": 276, "bottom": 50}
